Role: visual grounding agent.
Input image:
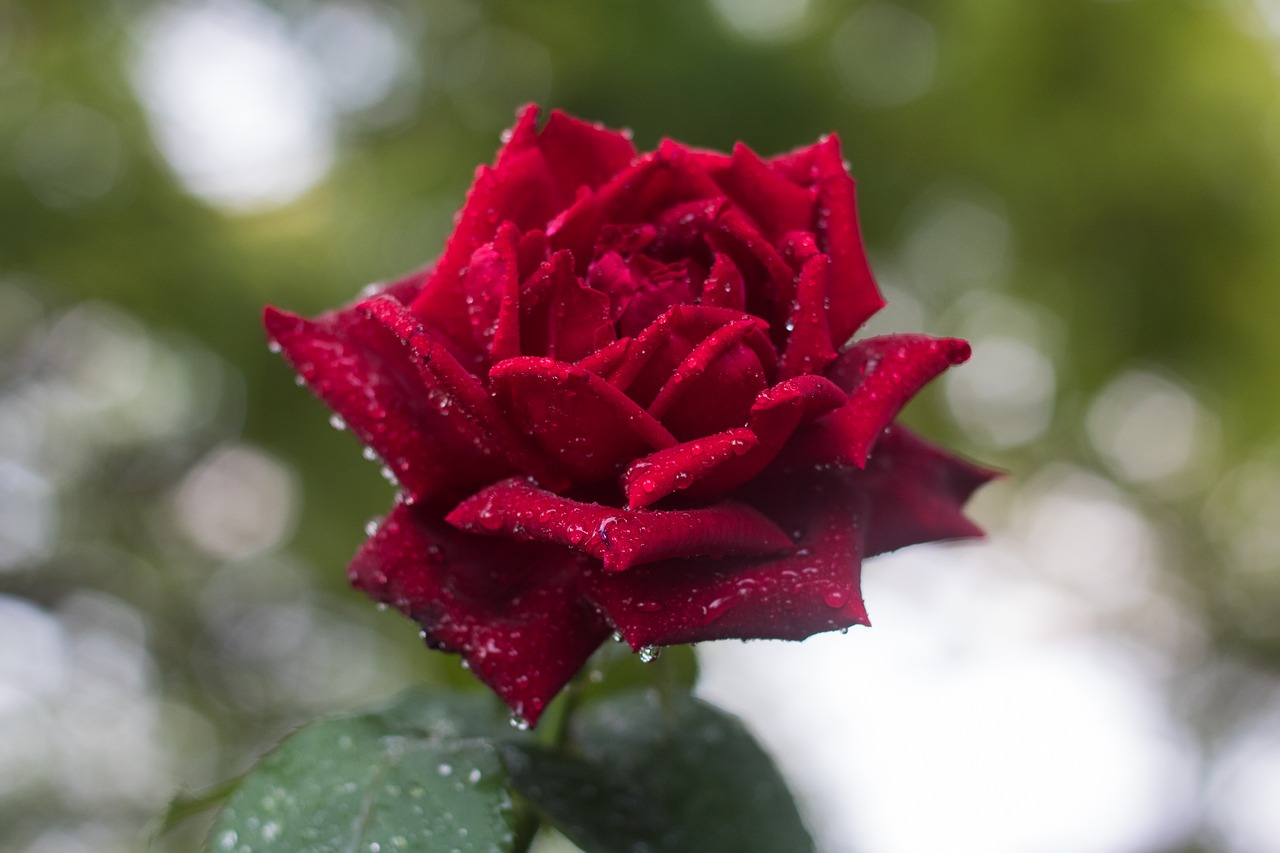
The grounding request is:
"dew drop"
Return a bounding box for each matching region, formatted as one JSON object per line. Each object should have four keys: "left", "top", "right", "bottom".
{"left": 823, "top": 589, "right": 847, "bottom": 608}
{"left": 329, "top": 414, "right": 347, "bottom": 431}
{"left": 611, "top": 630, "right": 625, "bottom": 643}
{"left": 437, "top": 762, "right": 453, "bottom": 777}
{"left": 369, "top": 843, "right": 381, "bottom": 853}
{"left": 293, "top": 375, "right": 306, "bottom": 387}
{"left": 218, "top": 830, "right": 238, "bottom": 851}
{"left": 377, "top": 602, "right": 389, "bottom": 611}
{"left": 380, "top": 465, "right": 399, "bottom": 485}
{"left": 468, "top": 768, "right": 482, "bottom": 783}
{"left": 364, "top": 517, "right": 381, "bottom": 536}
{"left": 509, "top": 714, "right": 530, "bottom": 731}
{"left": 460, "top": 658, "right": 471, "bottom": 670}
{"left": 362, "top": 446, "right": 379, "bottom": 462}
{"left": 638, "top": 645, "right": 660, "bottom": 663}
{"left": 267, "top": 340, "right": 282, "bottom": 354}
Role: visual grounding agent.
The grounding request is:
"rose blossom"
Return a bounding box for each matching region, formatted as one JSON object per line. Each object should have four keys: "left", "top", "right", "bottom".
{"left": 265, "top": 106, "right": 993, "bottom": 725}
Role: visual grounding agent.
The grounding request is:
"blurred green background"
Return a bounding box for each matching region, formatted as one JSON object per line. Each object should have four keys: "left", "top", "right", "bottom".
{"left": 3, "top": 0, "right": 1280, "bottom": 851}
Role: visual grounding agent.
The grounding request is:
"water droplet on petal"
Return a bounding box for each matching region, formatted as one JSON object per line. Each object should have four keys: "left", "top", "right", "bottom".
{"left": 362, "top": 446, "right": 379, "bottom": 462}
{"left": 611, "top": 630, "right": 625, "bottom": 643}
{"left": 267, "top": 340, "right": 282, "bottom": 354}
{"left": 329, "top": 414, "right": 347, "bottom": 431}
{"left": 509, "top": 713, "right": 529, "bottom": 731}
{"left": 638, "top": 645, "right": 660, "bottom": 663}
{"left": 364, "top": 517, "right": 381, "bottom": 536}
{"left": 823, "top": 589, "right": 847, "bottom": 608}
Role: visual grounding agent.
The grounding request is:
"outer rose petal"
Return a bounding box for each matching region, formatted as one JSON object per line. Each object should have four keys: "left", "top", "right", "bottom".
{"left": 595, "top": 139, "right": 723, "bottom": 223}
{"left": 856, "top": 425, "right": 998, "bottom": 557}
{"left": 503, "top": 105, "right": 637, "bottom": 205}
{"left": 350, "top": 503, "right": 609, "bottom": 726}
{"left": 264, "top": 300, "right": 512, "bottom": 502}
{"left": 816, "top": 334, "right": 972, "bottom": 467}
{"left": 490, "top": 357, "right": 677, "bottom": 482}
{"left": 585, "top": 469, "right": 868, "bottom": 648}
{"left": 708, "top": 142, "right": 814, "bottom": 242}
{"left": 361, "top": 295, "right": 569, "bottom": 492}
{"left": 446, "top": 477, "right": 794, "bottom": 572}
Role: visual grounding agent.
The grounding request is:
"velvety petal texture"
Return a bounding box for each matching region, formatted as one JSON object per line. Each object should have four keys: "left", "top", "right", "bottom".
{"left": 266, "top": 107, "right": 995, "bottom": 725}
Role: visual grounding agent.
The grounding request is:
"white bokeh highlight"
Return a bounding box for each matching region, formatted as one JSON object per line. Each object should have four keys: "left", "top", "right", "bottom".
{"left": 130, "top": 0, "right": 335, "bottom": 211}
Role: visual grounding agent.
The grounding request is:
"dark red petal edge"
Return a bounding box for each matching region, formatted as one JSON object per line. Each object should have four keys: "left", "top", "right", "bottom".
{"left": 585, "top": 468, "right": 869, "bottom": 647}
{"left": 446, "top": 477, "right": 794, "bottom": 571}
{"left": 816, "top": 334, "right": 972, "bottom": 467}
{"left": 264, "top": 301, "right": 512, "bottom": 502}
{"left": 362, "top": 295, "right": 571, "bottom": 492}
{"left": 350, "top": 503, "right": 609, "bottom": 726}
{"left": 855, "top": 425, "right": 999, "bottom": 557}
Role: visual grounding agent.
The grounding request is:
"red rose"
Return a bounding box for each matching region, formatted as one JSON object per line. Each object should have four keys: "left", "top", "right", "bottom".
{"left": 265, "top": 107, "right": 993, "bottom": 725}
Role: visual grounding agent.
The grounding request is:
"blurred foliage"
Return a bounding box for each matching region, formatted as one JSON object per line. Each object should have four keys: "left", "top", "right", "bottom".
{"left": 3, "top": 0, "right": 1280, "bottom": 850}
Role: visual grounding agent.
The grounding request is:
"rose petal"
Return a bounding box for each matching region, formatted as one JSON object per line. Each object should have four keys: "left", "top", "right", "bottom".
{"left": 574, "top": 335, "right": 633, "bottom": 379}
{"left": 446, "top": 477, "right": 793, "bottom": 572}
{"left": 462, "top": 222, "right": 522, "bottom": 362}
{"left": 528, "top": 107, "right": 638, "bottom": 199}
{"left": 596, "top": 139, "right": 723, "bottom": 223}
{"left": 817, "top": 334, "right": 972, "bottom": 467}
{"left": 699, "top": 252, "right": 747, "bottom": 311}
{"left": 711, "top": 142, "right": 814, "bottom": 242}
{"left": 410, "top": 132, "right": 561, "bottom": 360}
{"left": 681, "top": 374, "right": 847, "bottom": 498}
{"left": 771, "top": 134, "right": 884, "bottom": 344}
{"left": 264, "top": 301, "right": 512, "bottom": 501}
{"left": 648, "top": 197, "right": 725, "bottom": 264}
{"left": 647, "top": 318, "right": 772, "bottom": 440}
{"left": 517, "top": 251, "right": 615, "bottom": 362}
{"left": 857, "top": 425, "right": 998, "bottom": 556}
{"left": 607, "top": 303, "right": 773, "bottom": 407}
{"left": 349, "top": 503, "right": 609, "bottom": 726}
{"left": 547, "top": 187, "right": 603, "bottom": 273}
{"left": 623, "top": 428, "right": 760, "bottom": 509}
{"left": 706, "top": 206, "right": 796, "bottom": 332}
{"left": 615, "top": 255, "right": 703, "bottom": 339}
{"left": 778, "top": 253, "right": 838, "bottom": 380}
{"left": 585, "top": 469, "right": 868, "bottom": 647}
{"left": 490, "top": 357, "right": 677, "bottom": 482}
{"left": 362, "top": 295, "right": 570, "bottom": 491}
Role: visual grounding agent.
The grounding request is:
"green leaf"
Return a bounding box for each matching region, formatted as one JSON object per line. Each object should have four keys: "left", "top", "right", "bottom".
{"left": 208, "top": 690, "right": 522, "bottom": 853}
{"left": 505, "top": 690, "right": 816, "bottom": 853}
{"left": 156, "top": 774, "right": 245, "bottom": 836}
